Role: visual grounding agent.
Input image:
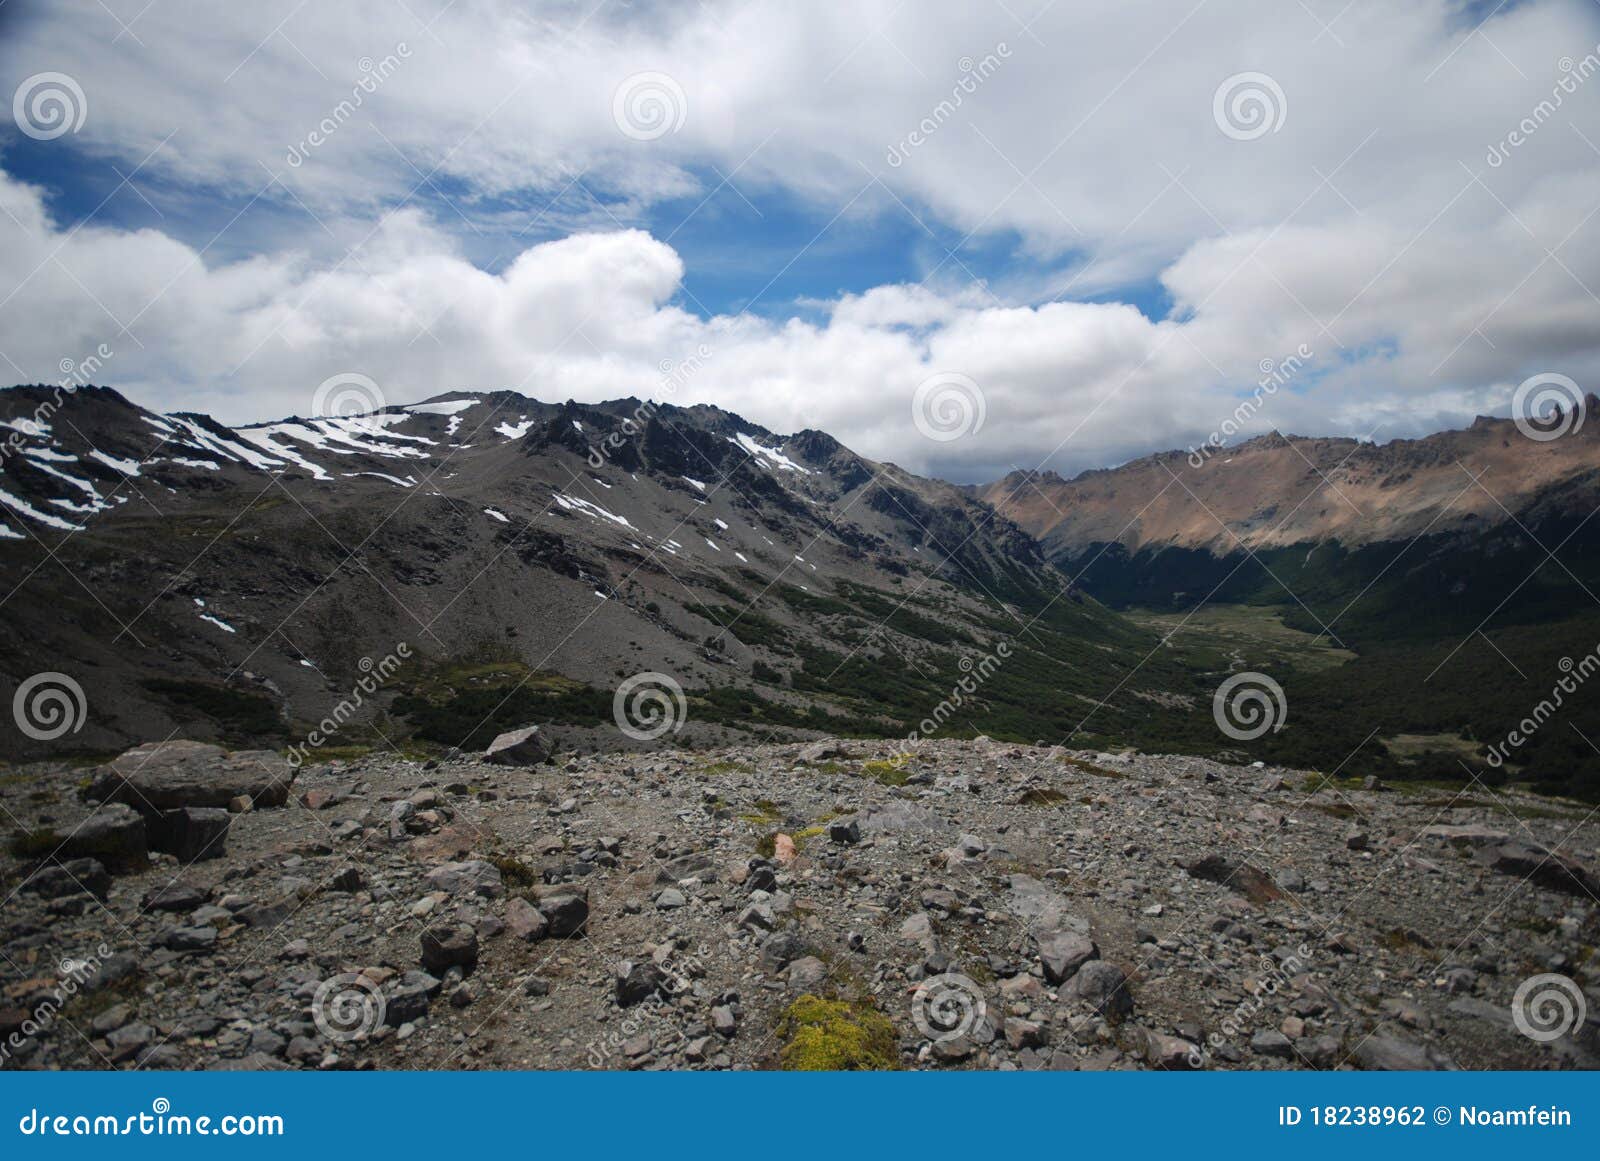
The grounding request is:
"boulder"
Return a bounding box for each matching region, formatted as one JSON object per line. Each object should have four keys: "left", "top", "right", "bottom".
{"left": 20, "top": 858, "right": 111, "bottom": 900}
{"left": 148, "top": 807, "right": 231, "bottom": 862}
{"left": 86, "top": 740, "right": 293, "bottom": 811}
{"left": 484, "top": 726, "right": 553, "bottom": 766}
{"left": 60, "top": 804, "right": 147, "bottom": 869}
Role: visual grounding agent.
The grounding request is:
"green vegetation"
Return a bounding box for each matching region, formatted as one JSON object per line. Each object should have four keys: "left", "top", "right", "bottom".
{"left": 143, "top": 679, "right": 283, "bottom": 744}
{"left": 777, "top": 995, "right": 898, "bottom": 1071}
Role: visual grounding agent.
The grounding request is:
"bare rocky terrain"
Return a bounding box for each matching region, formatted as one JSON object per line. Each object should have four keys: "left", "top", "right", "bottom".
{"left": 3, "top": 736, "right": 1596, "bottom": 1071}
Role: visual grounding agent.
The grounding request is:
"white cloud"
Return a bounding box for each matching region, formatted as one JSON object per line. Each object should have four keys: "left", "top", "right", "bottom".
{"left": 0, "top": 0, "right": 1598, "bottom": 480}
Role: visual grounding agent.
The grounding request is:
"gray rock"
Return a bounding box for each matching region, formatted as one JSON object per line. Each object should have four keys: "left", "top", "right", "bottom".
{"left": 1250, "top": 1029, "right": 1295, "bottom": 1058}
{"left": 535, "top": 886, "right": 589, "bottom": 937}
{"left": 786, "top": 955, "right": 827, "bottom": 993}
{"left": 655, "top": 887, "right": 687, "bottom": 910}
{"left": 1355, "top": 1033, "right": 1455, "bottom": 1071}
{"left": 1037, "top": 930, "right": 1098, "bottom": 984}
{"left": 424, "top": 860, "right": 504, "bottom": 899}
{"left": 21, "top": 858, "right": 110, "bottom": 899}
{"left": 758, "top": 931, "right": 807, "bottom": 972}
{"left": 162, "top": 925, "right": 218, "bottom": 953}
{"left": 1146, "top": 1031, "right": 1199, "bottom": 1069}
{"left": 142, "top": 882, "right": 208, "bottom": 912}
{"left": 87, "top": 740, "right": 294, "bottom": 810}
{"left": 615, "top": 960, "right": 665, "bottom": 1007}
{"left": 505, "top": 897, "right": 549, "bottom": 942}
{"left": 1068, "top": 961, "right": 1133, "bottom": 1021}
{"left": 61, "top": 803, "right": 147, "bottom": 868}
{"left": 105, "top": 1023, "right": 153, "bottom": 1063}
{"left": 484, "top": 725, "right": 553, "bottom": 766}
{"left": 419, "top": 924, "right": 478, "bottom": 974}
{"left": 148, "top": 807, "right": 231, "bottom": 862}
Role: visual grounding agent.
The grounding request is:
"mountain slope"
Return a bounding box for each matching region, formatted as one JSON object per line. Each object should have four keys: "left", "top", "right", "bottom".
{"left": 0, "top": 385, "right": 1196, "bottom": 761}
{"left": 975, "top": 406, "right": 1600, "bottom": 798}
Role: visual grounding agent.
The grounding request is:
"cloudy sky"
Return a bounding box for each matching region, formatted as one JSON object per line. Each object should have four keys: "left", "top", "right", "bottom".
{"left": 0, "top": 0, "right": 1597, "bottom": 481}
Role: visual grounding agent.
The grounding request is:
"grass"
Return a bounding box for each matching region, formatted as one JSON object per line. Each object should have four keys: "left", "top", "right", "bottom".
{"left": 1132, "top": 604, "right": 1357, "bottom": 674}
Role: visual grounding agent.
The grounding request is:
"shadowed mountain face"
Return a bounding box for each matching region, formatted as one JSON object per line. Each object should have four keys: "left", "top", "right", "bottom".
{"left": 0, "top": 385, "right": 1195, "bottom": 761}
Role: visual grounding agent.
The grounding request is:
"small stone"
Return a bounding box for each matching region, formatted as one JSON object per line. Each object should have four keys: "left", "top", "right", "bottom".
{"left": 506, "top": 897, "right": 549, "bottom": 942}
{"left": 1250, "top": 1029, "right": 1294, "bottom": 1058}
{"left": 615, "top": 960, "right": 665, "bottom": 1007}
{"left": 1004, "top": 1017, "right": 1048, "bottom": 1050}
{"left": 419, "top": 924, "right": 478, "bottom": 974}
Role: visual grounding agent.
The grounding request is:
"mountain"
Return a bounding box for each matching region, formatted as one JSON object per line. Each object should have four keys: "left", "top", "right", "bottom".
{"left": 0, "top": 384, "right": 1194, "bottom": 762}
{"left": 975, "top": 405, "right": 1600, "bottom": 797}
{"left": 978, "top": 406, "right": 1600, "bottom": 637}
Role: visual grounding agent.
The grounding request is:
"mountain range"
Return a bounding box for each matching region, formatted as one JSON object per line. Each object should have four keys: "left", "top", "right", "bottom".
{"left": 3, "top": 384, "right": 1598, "bottom": 799}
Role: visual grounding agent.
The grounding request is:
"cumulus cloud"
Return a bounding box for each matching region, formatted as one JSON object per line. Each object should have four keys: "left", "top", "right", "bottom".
{"left": 0, "top": 0, "right": 1598, "bottom": 480}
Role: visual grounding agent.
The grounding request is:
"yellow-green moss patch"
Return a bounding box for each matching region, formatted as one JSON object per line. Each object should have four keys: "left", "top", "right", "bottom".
{"left": 778, "top": 994, "right": 898, "bottom": 1071}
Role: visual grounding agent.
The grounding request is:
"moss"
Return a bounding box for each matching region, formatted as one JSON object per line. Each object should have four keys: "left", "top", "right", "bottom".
{"left": 791, "top": 825, "right": 826, "bottom": 852}
{"left": 1018, "top": 787, "right": 1070, "bottom": 806}
{"left": 491, "top": 855, "right": 540, "bottom": 889}
{"left": 1058, "top": 756, "right": 1128, "bottom": 779}
{"left": 861, "top": 756, "right": 912, "bottom": 786}
{"left": 7, "top": 828, "right": 63, "bottom": 860}
{"left": 778, "top": 995, "right": 898, "bottom": 1071}
{"left": 754, "top": 832, "right": 778, "bottom": 858}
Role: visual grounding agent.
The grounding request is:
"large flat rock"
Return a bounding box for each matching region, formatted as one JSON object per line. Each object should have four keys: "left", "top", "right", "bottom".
{"left": 86, "top": 741, "right": 294, "bottom": 812}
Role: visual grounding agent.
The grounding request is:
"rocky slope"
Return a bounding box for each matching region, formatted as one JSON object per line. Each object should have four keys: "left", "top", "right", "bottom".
{"left": 0, "top": 385, "right": 1159, "bottom": 761}
{"left": 2, "top": 737, "right": 1595, "bottom": 1071}
{"left": 979, "top": 403, "right": 1600, "bottom": 563}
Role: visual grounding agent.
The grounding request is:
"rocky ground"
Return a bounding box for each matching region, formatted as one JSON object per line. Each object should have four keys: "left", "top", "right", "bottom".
{"left": 2, "top": 737, "right": 1597, "bottom": 1071}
